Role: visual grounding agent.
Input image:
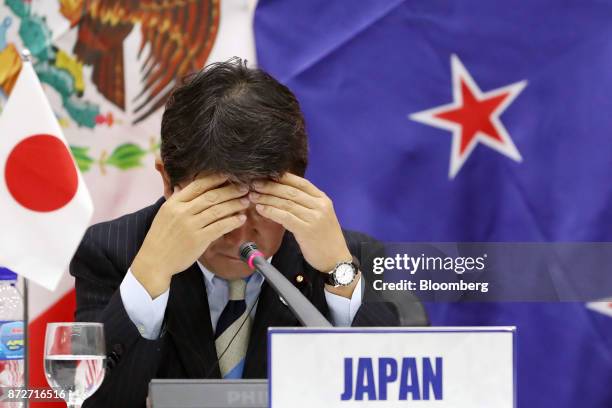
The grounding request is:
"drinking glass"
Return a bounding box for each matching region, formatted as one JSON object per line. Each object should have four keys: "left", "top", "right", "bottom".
{"left": 44, "top": 323, "right": 105, "bottom": 408}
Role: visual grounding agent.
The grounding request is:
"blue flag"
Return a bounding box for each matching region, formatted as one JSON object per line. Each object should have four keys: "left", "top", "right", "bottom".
{"left": 255, "top": 1, "right": 612, "bottom": 406}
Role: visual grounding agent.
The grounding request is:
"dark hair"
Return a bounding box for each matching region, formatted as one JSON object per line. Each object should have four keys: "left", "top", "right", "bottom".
{"left": 160, "top": 57, "right": 308, "bottom": 186}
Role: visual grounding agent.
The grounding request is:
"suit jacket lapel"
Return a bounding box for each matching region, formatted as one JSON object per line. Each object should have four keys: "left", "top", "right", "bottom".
{"left": 164, "top": 233, "right": 304, "bottom": 379}
{"left": 162, "top": 230, "right": 320, "bottom": 379}
{"left": 166, "top": 263, "right": 221, "bottom": 379}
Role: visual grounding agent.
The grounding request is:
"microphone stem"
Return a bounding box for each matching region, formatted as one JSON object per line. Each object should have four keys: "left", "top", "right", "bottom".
{"left": 251, "top": 257, "right": 332, "bottom": 327}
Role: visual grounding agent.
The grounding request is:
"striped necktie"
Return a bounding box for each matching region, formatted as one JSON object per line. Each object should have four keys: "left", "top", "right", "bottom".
{"left": 215, "top": 279, "right": 251, "bottom": 378}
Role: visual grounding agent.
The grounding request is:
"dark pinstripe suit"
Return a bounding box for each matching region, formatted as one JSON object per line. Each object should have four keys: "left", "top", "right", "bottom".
{"left": 70, "top": 198, "right": 404, "bottom": 407}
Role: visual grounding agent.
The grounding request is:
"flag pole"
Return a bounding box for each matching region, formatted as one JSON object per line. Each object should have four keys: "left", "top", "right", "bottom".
{"left": 22, "top": 276, "right": 29, "bottom": 408}
{"left": 19, "top": 48, "right": 31, "bottom": 408}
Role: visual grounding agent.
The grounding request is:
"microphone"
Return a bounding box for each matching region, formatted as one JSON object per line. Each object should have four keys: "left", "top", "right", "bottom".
{"left": 239, "top": 242, "right": 332, "bottom": 327}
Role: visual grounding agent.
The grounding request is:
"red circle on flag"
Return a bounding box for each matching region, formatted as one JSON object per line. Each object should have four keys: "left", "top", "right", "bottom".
{"left": 5, "top": 134, "right": 78, "bottom": 212}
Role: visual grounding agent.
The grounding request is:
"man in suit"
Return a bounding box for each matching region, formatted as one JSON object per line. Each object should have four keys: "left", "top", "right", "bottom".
{"left": 70, "top": 58, "right": 405, "bottom": 407}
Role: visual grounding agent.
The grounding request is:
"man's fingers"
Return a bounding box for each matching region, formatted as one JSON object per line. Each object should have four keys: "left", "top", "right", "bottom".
{"left": 175, "top": 173, "right": 228, "bottom": 202}
{"left": 196, "top": 197, "right": 250, "bottom": 228}
{"left": 255, "top": 203, "right": 307, "bottom": 232}
{"left": 251, "top": 180, "right": 318, "bottom": 208}
{"left": 248, "top": 193, "right": 313, "bottom": 222}
{"left": 190, "top": 183, "right": 249, "bottom": 214}
{"left": 201, "top": 213, "right": 247, "bottom": 241}
{"left": 277, "top": 173, "right": 323, "bottom": 197}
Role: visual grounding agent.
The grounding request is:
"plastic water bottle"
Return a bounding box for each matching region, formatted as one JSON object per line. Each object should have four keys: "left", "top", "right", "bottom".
{"left": 0, "top": 268, "right": 24, "bottom": 405}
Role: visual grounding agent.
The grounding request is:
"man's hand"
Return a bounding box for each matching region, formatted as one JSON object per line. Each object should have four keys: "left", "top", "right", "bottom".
{"left": 131, "top": 174, "right": 249, "bottom": 298}
{"left": 249, "top": 173, "right": 358, "bottom": 297}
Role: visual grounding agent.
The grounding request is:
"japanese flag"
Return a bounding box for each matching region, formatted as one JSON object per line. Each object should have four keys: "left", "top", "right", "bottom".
{"left": 0, "top": 61, "right": 93, "bottom": 291}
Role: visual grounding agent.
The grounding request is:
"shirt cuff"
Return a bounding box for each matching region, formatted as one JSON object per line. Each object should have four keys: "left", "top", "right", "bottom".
{"left": 324, "top": 275, "right": 363, "bottom": 327}
{"left": 119, "top": 268, "right": 169, "bottom": 339}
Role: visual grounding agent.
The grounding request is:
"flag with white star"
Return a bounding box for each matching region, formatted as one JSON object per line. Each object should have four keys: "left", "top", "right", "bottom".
{"left": 256, "top": 1, "right": 612, "bottom": 407}
{"left": 410, "top": 55, "right": 526, "bottom": 178}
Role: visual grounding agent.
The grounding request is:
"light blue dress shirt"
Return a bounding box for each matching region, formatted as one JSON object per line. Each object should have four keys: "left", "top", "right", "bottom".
{"left": 120, "top": 261, "right": 362, "bottom": 340}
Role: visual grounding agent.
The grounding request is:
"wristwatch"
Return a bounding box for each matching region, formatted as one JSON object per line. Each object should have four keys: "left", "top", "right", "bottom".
{"left": 324, "top": 256, "right": 360, "bottom": 287}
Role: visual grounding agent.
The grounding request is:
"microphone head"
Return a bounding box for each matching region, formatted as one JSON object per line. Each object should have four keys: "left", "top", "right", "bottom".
{"left": 239, "top": 242, "right": 259, "bottom": 262}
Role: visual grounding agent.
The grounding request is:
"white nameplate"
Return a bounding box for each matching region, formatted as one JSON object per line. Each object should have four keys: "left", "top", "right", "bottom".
{"left": 268, "top": 327, "right": 515, "bottom": 407}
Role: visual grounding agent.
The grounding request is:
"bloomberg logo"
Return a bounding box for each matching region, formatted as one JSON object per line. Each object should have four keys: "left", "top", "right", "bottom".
{"left": 341, "top": 357, "right": 443, "bottom": 401}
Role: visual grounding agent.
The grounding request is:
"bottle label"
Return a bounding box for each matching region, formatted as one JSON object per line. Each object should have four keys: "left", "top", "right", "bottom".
{"left": 0, "top": 321, "right": 24, "bottom": 360}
